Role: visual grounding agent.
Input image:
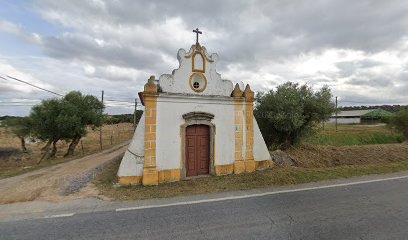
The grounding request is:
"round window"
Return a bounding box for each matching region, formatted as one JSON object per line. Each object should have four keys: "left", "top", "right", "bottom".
{"left": 189, "top": 73, "right": 207, "bottom": 92}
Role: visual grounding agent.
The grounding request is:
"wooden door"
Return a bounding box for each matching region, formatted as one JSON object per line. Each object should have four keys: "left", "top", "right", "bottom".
{"left": 186, "top": 125, "right": 210, "bottom": 177}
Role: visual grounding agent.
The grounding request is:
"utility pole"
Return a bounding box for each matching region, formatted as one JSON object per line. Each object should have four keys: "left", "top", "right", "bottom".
{"left": 335, "top": 96, "right": 338, "bottom": 132}
{"left": 100, "top": 90, "right": 104, "bottom": 150}
{"left": 133, "top": 98, "right": 137, "bottom": 130}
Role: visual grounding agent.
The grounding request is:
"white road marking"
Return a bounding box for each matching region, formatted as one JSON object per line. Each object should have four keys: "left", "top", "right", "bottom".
{"left": 116, "top": 175, "right": 408, "bottom": 212}
{"left": 44, "top": 213, "right": 75, "bottom": 218}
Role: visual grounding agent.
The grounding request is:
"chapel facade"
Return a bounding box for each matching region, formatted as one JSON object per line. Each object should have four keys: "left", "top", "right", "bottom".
{"left": 117, "top": 32, "right": 272, "bottom": 185}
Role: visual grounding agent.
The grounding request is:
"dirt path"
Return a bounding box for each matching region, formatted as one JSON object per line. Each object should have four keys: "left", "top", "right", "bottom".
{"left": 0, "top": 142, "right": 129, "bottom": 204}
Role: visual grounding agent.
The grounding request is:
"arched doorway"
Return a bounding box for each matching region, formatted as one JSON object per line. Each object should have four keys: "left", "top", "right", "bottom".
{"left": 185, "top": 124, "right": 210, "bottom": 177}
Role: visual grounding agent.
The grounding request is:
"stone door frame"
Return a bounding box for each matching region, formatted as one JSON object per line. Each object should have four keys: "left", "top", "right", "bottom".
{"left": 180, "top": 112, "right": 215, "bottom": 179}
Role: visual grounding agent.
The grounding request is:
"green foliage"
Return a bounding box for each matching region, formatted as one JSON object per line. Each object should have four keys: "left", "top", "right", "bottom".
{"left": 305, "top": 131, "right": 403, "bottom": 146}
{"left": 30, "top": 98, "right": 63, "bottom": 142}
{"left": 28, "top": 91, "right": 104, "bottom": 159}
{"left": 388, "top": 108, "right": 408, "bottom": 141}
{"left": 59, "top": 91, "right": 104, "bottom": 139}
{"left": 29, "top": 91, "right": 104, "bottom": 142}
{"left": 254, "top": 82, "right": 335, "bottom": 149}
{"left": 104, "top": 111, "right": 143, "bottom": 125}
{"left": 3, "top": 117, "right": 32, "bottom": 138}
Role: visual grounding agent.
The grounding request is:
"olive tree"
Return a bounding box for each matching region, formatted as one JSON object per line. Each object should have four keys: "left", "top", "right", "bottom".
{"left": 30, "top": 99, "right": 64, "bottom": 161}
{"left": 60, "top": 91, "right": 104, "bottom": 157}
{"left": 388, "top": 108, "right": 408, "bottom": 142}
{"left": 29, "top": 91, "right": 104, "bottom": 161}
{"left": 4, "top": 117, "right": 32, "bottom": 152}
{"left": 254, "top": 82, "right": 335, "bottom": 149}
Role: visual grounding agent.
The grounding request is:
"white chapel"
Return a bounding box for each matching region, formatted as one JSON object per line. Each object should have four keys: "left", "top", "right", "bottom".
{"left": 117, "top": 29, "right": 272, "bottom": 185}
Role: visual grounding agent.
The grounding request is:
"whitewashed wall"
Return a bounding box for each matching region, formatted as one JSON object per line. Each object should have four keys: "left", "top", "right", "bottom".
{"left": 117, "top": 113, "right": 145, "bottom": 177}
{"left": 159, "top": 46, "right": 233, "bottom": 97}
{"left": 156, "top": 94, "right": 235, "bottom": 170}
{"left": 327, "top": 117, "right": 361, "bottom": 124}
{"left": 253, "top": 117, "right": 272, "bottom": 161}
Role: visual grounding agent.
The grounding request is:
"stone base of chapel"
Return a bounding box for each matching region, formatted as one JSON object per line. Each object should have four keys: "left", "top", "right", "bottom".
{"left": 233, "top": 161, "right": 246, "bottom": 174}
{"left": 142, "top": 168, "right": 159, "bottom": 185}
{"left": 245, "top": 159, "right": 256, "bottom": 172}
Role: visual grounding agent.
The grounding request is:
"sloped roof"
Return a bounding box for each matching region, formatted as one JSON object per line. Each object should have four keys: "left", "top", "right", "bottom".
{"left": 334, "top": 109, "right": 374, "bottom": 117}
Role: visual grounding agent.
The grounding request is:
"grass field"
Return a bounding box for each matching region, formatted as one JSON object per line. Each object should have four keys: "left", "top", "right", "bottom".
{"left": 0, "top": 123, "right": 134, "bottom": 179}
{"left": 304, "top": 124, "right": 403, "bottom": 146}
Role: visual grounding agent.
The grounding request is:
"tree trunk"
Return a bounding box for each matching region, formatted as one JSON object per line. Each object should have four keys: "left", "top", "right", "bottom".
{"left": 50, "top": 140, "right": 58, "bottom": 158}
{"left": 38, "top": 139, "right": 58, "bottom": 164}
{"left": 41, "top": 140, "right": 52, "bottom": 151}
{"left": 64, "top": 135, "right": 81, "bottom": 157}
{"left": 20, "top": 137, "right": 27, "bottom": 153}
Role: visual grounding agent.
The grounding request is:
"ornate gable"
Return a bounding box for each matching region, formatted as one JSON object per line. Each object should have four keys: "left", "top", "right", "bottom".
{"left": 158, "top": 43, "right": 233, "bottom": 96}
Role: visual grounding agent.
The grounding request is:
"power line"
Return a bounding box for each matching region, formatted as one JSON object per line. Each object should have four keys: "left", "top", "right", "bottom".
{"left": 0, "top": 105, "right": 36, "bottom": 107}
{"left": 0, "top": 101, "right": 40, "bottom": 104}
{"left": 1, "top": 75, "right": 63, "bottom": 97}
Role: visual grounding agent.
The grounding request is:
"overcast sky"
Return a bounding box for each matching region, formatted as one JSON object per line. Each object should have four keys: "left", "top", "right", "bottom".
{"left": 1, "top": 0, "right": 408, "bottom": 116}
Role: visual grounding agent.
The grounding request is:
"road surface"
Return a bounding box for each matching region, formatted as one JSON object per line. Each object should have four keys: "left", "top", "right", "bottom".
{"left": 1, "top": 174, "right": 408, "bottom": 239}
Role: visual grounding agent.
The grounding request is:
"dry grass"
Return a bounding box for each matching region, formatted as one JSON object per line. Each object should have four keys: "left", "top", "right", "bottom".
{"left": 95, "top": 154, "right": 408, "bottom": 201}
{"left": 0, "top": 123, "right": 134, "bottom": 179}
{"left": 287, "top": 143, "right": 408, "bottom": 168}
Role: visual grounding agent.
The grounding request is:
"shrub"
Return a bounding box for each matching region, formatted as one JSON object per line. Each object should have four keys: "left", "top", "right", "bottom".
{"left": 388, "top": 108, "right": 408, "bottom": 142}
{"left": 255, "top": 82, "right": 335, "bottom": 149}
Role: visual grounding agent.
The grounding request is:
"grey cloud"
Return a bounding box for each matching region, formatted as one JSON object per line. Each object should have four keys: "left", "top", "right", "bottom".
{"left": 29, "top": 0, "right": 408, "bottom": 73}
{"left": 347, "top": 76, "right": 393, "bottom": 88}
{"left": 34, "top": 0, "right": 408, "bottom": 70}
{"left": 336, "top": 60, "right": 383, "bottom": 78}
{"left": 2, "top": 0, "right": 407, "bottom": 117}
{"left": 42, "top": 34, "right": 168, "bottom": 72}
{"left": 338, "top": 92, "right": 406, "bottom": 106}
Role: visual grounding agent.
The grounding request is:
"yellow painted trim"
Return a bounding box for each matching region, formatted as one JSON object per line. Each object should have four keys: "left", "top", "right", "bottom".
{"left": 255, "top": 160, "right": 273, "bottom": 170}
{"left": 158, "top": 169, "right": 181, "bottom": 183}
{"left": 215, "top": 164, "right": 234, "bottom": 176}
{"left": 142, "top": 93, "right": 158, "bottom": 186}
{"left": 142, "top": 167, "right": 159, "bottom": 186}
{"left": 233, "top": 161, "right": 246, "bottom": 174}
{"left": 180, "top": 126, "right": 184, "bottom": 178}
{"left": 144, "top": 76, "right": 158, "bottom": 93}
{"left": 213, "top": 126, "right": 216, "bottom": 166}
{"left": 189, "top": 72, "right": 208, "bottom": 93}
{"left": 234, "top": 98, "right": 244, "bottom": 166}
{"left": 244, "top": 92, "right": 255, "bottom": 164}
{"left": 118, "top": 176, "right": 142, "bottom": 185}
{"left": 192, "top": 52, "right": 206, "bottom": 73}
{"left": 245, "top": 160, "right": 256, "bottom": 173}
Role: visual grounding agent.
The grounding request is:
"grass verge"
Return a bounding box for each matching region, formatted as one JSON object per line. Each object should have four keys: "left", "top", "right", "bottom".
{"left": 304, "top": 124, "right": 403, "bottom": 146}
{"left": 94, "top": 158, "right": 408, "bottom": 201}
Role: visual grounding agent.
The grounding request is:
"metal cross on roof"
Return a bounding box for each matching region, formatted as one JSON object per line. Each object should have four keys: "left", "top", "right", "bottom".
{"left": 193, "top": 28, "right": 202, "bottom": 45}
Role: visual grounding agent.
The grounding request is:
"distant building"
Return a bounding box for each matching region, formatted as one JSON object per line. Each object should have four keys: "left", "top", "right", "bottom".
{"left": 328, "top": 109, "right": 393, "bottom": 124}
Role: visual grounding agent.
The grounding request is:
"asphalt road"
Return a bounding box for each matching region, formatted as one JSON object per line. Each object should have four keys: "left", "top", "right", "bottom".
{"left": 1, "top": 176, "right": 408, "bottom": 240}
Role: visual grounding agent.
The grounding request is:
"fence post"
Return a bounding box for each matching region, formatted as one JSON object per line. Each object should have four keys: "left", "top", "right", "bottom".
{"left": 81, "top": 140, "right": 84, "bottom": 156}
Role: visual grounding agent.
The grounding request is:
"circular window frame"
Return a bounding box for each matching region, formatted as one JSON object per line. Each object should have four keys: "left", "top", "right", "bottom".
{"left": 189, "top": 72, "right": 207, "bottom": 93}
